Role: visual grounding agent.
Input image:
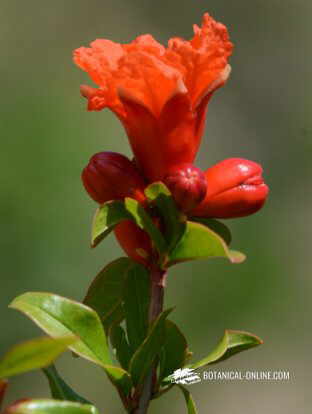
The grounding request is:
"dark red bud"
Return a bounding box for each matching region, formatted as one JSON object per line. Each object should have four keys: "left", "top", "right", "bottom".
{"left": 0, "top": 380, "right": 8, "bottom": 410}
{"left": 114, "top": 220, "right": 153, "bottom": 266}
{"left": 164, "top": 163, "right": 207, "bottom": 212}
{"left": 191, "top": 158, "right": 269, "bottom": 219}
{"left": 82, "top": 152, "right": 146, "bottom": 204}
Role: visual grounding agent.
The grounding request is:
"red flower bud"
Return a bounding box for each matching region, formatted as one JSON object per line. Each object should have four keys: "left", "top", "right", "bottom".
{"left": 191, "top": 158, "right": 269, "bottom": 218}
{"left": 114, "top": 220, "right": 153, "bottom": 266}
{"left": 82, "top": 152, "right": 146, "bottom": 204}
{"left": 164, "top": 163, "right": 207, "bottom": 212}
{"left": 0, "top": 380, "right": 8, "bottom": 409}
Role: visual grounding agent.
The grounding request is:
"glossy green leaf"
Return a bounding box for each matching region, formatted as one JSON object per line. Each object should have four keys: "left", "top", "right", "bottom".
{"left": 124, "top": 263, "right": 150, "bottom": 352}
{"left": 91, "top": 201, "right": 132, "bottom": 247}
{"left": 0, "top": 336, "right": 76, "bottom": 379}
{"left": 178, "top": 385, "right": 198, "bottom": 414}
{"left": 104, "top": 365, "right": 133, "bottom": 397}
{"left": 144, "top": 182, "right": 185, "bottom": 248}
{"left": 10, "top": 293, "right": 111, "bottom": 367}
{"left": 191, "top": 217, "right": 232, "bottom": 245}
{"left": 43, "top": 365, "right": 91, "bottom": 404}
{"left": 110, "top": 325, "right": 132, "bottom": 370}
{"left": 159, "top": 321, "right": 188, "bottom": 382}
{"left": 102, "top": 304, "right": 125, "bottom": 333}
{"left": 83, "top": 258, "right": 131, "bottom": 330}
{"left": 129, "top": 308, "right": 173, "bottom": 386}
{"left": 190, "top": 330, "right": 263, "bottom": 369}
{"left": 168, "top": 221, "right": 245, "bottom": 265}
{"left": 125, "top": 197, "right": 167, "bottom": 254}
{"left": 6, "top": 399, "right": 99, "bottom": 414}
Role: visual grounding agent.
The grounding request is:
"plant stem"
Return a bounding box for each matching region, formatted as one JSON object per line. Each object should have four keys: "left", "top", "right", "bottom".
{"left": 132, "top": 267, "right": 167, "bottom": 414}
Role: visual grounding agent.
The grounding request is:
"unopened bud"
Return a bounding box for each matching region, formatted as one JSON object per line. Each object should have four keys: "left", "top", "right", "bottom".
{"left": 191, "top": 158, "right": 269, "bottom": 218}
{"left": 164, "top": 163, "right": 207, "bottom": 212}
{"left": 82, "top": 152, "right": 146, "bottom": 204}
{"left": 0, "top": 380, "right": 8, "bottom": 409}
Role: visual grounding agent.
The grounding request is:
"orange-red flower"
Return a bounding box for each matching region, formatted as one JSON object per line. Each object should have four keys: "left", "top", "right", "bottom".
{"left": 74, "top": 13, "right": 233, "bottom": 181}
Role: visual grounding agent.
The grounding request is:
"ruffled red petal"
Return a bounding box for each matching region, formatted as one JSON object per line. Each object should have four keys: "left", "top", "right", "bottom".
{"left": 73, "top": 13, "right": 232, "bottom": 116}
{"left": 166, "top": 14, "right": 232, "bottom": 106}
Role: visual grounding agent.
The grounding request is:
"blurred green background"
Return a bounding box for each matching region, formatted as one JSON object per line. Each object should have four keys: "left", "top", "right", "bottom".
{"left": 1, "top": 0, "right": 310, "bottom": 412}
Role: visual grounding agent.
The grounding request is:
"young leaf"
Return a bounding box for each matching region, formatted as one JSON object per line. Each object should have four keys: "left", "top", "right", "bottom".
{"left": 83, "top": 258, "right": 132, "bottom": 330}
{"left": 124, "top": 197, "right": 167, "bottom": 254}
{"left": 123, "top": 263, "right": 150, "bottom": 352}
{"left": 5, "top": 399, "right": 99, "bottom": 414}
{"left": 178, "top": 385, "right": 198, "bottom": 414}
{"left": 0, "top": 336, "right": 76, "bottom": 379}
{"left": 144, "top": 182, "right": 185, "bottom": 248}
{"left": 10, "top": 293, "right": 111, "bottom": 367}
{"left": 42, "top": 365, "right": 91, "bottom": 404}
{"left": 168, "top": 221, "right": 245, "bottom": 265}
{"left": 159, "top": 321, "right": 189, "bottom": 382}
{"left": 129, "top": 308, "right": 173, "bottom": 386}
{"left": 190, "top": 330, "right": 263, "bottom": 369}
{"left": 91, "top": 201, "right": 132, "bottom": 247}
{"left": 191, "top": 217, "right": 232, "bottom": 245}
{"left": 110, "top": 325, "right": 132, "bottom": 370}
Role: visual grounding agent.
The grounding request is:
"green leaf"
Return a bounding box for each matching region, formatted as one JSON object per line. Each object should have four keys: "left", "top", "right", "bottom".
{"left": 190, "top": 330, "right": 263, "bottom": 369}
{"left": 104, "top": 365, "right": 133, "bottom": 397}
{"left": 129, "top": 308, "right": 173, "bottom": 386}
{"left": 43, "top": 365, "right": 91, "bottom": 404}
{"left": 110, "top": 325, "right": 132, "bottom": 370}
{"left": 125, "top": 197, "right": 167, "bottom": 254}
{"left": 6, "top": 399, "right": 99, "bottom": 414}
{"left": 168, "top": 221, "right": 245, "bottom": 265}
{"left": 83, "top": 258, "right": 132, "bottom": 331}
{"left": 144, "top": 182, "right": 186, "bottom": 248}
{"left": 159, "top": 321, "right": 189, "bottom": 382}
{"left": 102, "top": 304, "right": 125, "bottom": 334}
{"left": 91, "top": 201, "right": 132, "bottom": 247}
{"left": 10, "top": 293, "right": 111, "bottom": 367}
{"left": 178, "top": 385, "right": 198, "bottom": 414}
{"left": 124, "top": 263, "right": 151, "bottom": 352}
{"left": 191, "top": 217, "right": 232, "bottom": 245}
{"left": 0, "top": 336, "right": 76, "bottom": 379}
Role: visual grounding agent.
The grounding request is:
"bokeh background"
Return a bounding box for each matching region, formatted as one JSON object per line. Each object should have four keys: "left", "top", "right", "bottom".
{"left": 1, "top": 0, "right": 310, "bottom": 413}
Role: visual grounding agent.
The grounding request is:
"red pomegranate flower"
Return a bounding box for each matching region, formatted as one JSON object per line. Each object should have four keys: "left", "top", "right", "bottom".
{"left": 76, "top": 14, "right": 269, "bottom": 265}
{"left": 74, "top": 13, "right": 233, "bottom": 181}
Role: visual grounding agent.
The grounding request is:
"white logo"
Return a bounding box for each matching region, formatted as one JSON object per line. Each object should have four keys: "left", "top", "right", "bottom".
{"left": 170, "top": 368, "right": 201, "bottom": 385}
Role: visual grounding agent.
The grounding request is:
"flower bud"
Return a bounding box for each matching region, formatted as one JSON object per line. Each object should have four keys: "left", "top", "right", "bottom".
{"left": 164, "top": 163, "right": 207, "bottom": 212}
{"left": 0, "top": 380, "right": 8, "bottom": 409}
{"left": 114, "top": 220, "right": 153, "bottom": 266}
{"left": 191, "top": 158, "right": 269, "bottom": 218}
{"left": 82, "top": 152, "right": 146, "bottom": 204}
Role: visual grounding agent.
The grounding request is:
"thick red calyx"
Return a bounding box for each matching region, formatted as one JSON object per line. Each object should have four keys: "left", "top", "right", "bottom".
{"left": 114, "top": 220, "right": 153, "bottom": 267}
{"left": 82, "top": 152, "right": 146, "bottom": 204}
{"left": 164, "top": 163, "right": 207, "bottom": 212}
{"left": 191, "top": 158, "right": 269, "bottom": 218}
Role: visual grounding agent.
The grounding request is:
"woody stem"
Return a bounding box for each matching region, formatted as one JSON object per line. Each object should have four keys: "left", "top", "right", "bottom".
{"left": 133, "top": 267, "right": 166, "bottom": 414}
